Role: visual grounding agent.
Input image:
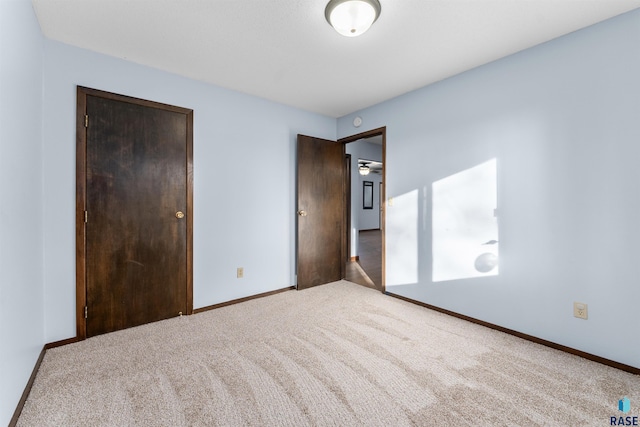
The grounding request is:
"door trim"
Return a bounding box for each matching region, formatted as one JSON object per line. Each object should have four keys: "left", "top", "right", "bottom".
{"left": 339, "top": 126, "right": 386, "bottom": 292}
{"left": 75, "top": 86, "right": 194, "bottom": 340}
{"left": 344, "top": 153, "right": 352, "bottom": 265}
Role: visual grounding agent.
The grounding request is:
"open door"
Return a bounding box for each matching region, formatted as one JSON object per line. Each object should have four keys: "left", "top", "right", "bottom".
{"left": 296, "top": 135, "right": 344, "bottom": 290}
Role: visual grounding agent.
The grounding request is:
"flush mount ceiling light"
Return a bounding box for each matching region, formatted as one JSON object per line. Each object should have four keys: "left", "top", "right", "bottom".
{"left": 325, "top": 0, "right": 381, "bottom": 37}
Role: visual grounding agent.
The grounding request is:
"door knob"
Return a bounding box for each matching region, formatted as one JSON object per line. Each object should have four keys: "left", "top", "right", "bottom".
{"left": 297, "top": 210, "right": 307, "bottom": 217}
{"left": 176, "top": 211, "right": 185, "bottom": 219}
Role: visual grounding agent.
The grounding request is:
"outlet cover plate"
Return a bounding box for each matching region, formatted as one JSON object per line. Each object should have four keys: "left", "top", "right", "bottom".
{"left": 573, "top": 302, "right": 588, "bottom": 319}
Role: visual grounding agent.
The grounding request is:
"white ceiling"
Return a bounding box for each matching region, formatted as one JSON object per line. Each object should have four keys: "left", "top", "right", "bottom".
{"left": 32, "top": 0, "right": 640, "bottom": 118}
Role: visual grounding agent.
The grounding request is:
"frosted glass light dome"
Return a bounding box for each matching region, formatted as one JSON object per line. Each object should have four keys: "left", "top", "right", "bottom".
{"left": 325, "top": 0, "right": 381, "bottom": 37}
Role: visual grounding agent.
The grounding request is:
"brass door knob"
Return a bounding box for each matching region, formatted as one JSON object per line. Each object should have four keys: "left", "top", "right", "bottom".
{"left": 297, "top": 210, "right": 307, "bottom": 217}
{"left": 176, "top": 211, "right": 185, "bottom": 219}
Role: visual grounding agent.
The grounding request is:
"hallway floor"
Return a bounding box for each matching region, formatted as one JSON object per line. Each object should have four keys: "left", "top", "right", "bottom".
{"left": 345, "top": 230, "right": 382, "bottom": 291}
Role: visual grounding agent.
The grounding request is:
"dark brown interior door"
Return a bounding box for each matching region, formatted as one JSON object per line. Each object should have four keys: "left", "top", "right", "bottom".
{"left": 82, "top": 89, "right": 192, "bottom": 337}
{"left": 296, "top": 135, "right": 344, "bottom": 289}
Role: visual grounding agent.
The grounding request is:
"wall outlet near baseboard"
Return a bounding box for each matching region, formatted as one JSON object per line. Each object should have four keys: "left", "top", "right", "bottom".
{"left": 237, "top": 267, "right": 244, "bottom": 279}
{"left": 573, "top": 302, "right": 588, "bottom": 319}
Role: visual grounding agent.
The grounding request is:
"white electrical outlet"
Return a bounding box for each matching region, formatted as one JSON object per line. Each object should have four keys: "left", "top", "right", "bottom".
{"left": 573, "top": 302, "right": 588, "bottom": 320}
{"left": 237, "top": 267, "right": 244, "bottom": 279}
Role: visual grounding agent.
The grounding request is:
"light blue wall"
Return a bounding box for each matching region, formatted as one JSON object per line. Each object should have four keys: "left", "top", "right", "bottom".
{"left": 42, "top": 40, "right": 336, "bottom": 343}
{"left": 338, "top": 9, "right": 640, "bottom": 369}
{"left": 0, "top": 0, "right": 45, "bottom": 424}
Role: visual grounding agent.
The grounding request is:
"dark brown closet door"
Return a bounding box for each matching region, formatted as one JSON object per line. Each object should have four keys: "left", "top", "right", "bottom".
{"left": 83, "top": 91, "right": 191, "bottom": 337}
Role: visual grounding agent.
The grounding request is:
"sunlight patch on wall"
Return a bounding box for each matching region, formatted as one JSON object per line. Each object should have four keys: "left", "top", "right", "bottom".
{"left": 386, "top": 189, "right": 419, "bottom": 286}
{"left": 432, "top": 159, "right": 499, "bottom": 282}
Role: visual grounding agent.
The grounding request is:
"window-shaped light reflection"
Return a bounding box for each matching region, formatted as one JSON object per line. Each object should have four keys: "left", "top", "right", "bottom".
{"left": 432, "top": 159, "right": 498, "bottom": 282}
{"left": 386, "top": 189, "right": 419, "bottom": 287}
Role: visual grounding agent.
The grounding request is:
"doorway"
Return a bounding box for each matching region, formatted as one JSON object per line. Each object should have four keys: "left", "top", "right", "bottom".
{"left": 344, "top": 133, "right": 384, "bottom": 291}
{"left": 76, "top": 87, "right": 194, "bottom": 339}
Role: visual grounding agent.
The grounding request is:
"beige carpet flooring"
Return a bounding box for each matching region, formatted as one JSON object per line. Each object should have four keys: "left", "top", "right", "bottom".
{"left": 17, "top": 281, "right": 639, "bottom": 426}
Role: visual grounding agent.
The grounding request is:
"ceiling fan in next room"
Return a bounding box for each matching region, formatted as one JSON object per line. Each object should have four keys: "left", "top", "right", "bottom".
{"left": 358, "top": 159, "right": 383, "bottom": 176}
